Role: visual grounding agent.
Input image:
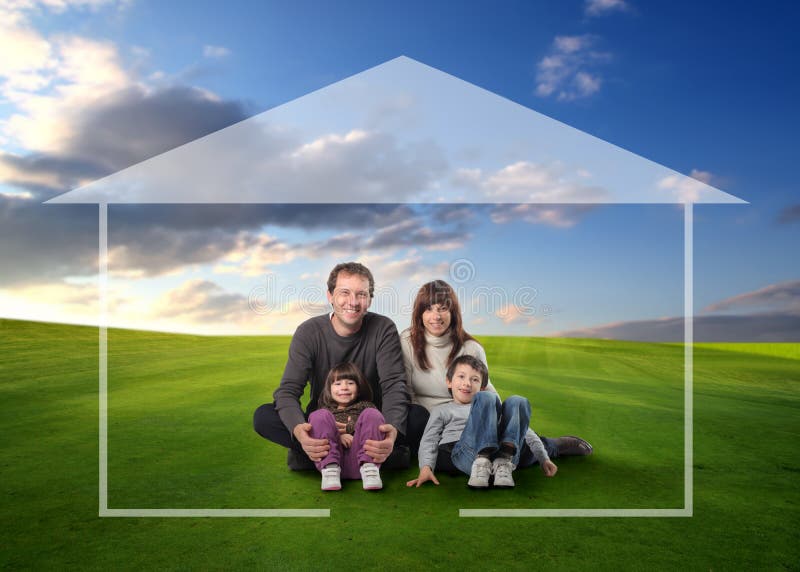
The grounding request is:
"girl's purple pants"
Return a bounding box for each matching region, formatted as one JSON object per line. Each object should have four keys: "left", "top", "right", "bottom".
{"left": 308, "top": 407, "right": 385, "bottom": 479}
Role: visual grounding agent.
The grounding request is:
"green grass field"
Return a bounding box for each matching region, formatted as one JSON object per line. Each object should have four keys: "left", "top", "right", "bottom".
{"left": 1, "top": 318, "right": 798, "bottom": 570}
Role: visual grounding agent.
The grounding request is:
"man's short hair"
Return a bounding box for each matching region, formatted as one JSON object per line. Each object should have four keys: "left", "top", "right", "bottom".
{"left": 446, "top": 354, "right": 489, "bottom": 389}
{"left": 327, "top": 262, "right": 375, "bottom": 297}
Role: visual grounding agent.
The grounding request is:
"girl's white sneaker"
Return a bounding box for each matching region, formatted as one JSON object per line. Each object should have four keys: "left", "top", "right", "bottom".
{"left": 360, "top": 463, "right": 382, "bottom": 490}
{"left": 321, "top": 464, "right": 341, "bottom": 491}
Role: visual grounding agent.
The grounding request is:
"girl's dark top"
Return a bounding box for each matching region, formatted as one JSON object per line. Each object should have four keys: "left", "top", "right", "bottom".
{"left": 323, "top": 401, "right": 377, "bottom": 434}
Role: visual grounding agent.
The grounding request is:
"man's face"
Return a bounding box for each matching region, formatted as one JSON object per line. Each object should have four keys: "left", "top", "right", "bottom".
{"left": 327, "top": 272, "right": 371, "bottom": 332}
{"left": 446, "top": 363, "right": 484, "bottom": 405}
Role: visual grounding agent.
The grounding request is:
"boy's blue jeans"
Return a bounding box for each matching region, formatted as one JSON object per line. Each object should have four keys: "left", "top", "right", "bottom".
{"left": 450, "top": 392, "right": 531, "bottom": 475}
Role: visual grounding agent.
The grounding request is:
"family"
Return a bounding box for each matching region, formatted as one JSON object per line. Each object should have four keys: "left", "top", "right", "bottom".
{"left": 253, "top": 262, "right": 592, "bottom": 491}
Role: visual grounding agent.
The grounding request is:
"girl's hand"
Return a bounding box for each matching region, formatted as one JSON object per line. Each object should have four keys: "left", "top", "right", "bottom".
{"left": 336, "top": 421, "right": 347, "bottom": 435}
{"left": 541, "top": 459, "right": 558, "bottom": 477}
{"left": 340, "top": 433, "right": 353, "bottom": 448}
{"left": 406, "top": 466, "right": 439, "bottom": 488}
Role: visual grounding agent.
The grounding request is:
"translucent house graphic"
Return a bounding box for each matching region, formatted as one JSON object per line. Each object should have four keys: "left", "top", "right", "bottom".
{"left": 47, "top": 56, "right": 746, "bottom": 518}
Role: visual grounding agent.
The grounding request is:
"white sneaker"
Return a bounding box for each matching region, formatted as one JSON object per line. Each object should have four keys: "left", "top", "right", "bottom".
{"left": 467, "top": 457, "right": 492, "bottom": 489}
{"left": 360, "top": 463, "right": 382, "bottom": 490}
{"left": 492, "top": 457, "right": 515, "bottom": 488}
{"left": 320, "top": 464, "right": 341, "bottom": 491}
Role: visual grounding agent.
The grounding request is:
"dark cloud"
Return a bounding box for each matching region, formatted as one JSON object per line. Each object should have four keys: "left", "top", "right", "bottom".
{"left": 67, "top": 85, "right": 251, "bottom": 174}
{"left": 1, "top": 86, "right": 251, "bottom": 202}
{"left": 702, "top": 280, "right": 800, "bottom": 314}
{"left": 0, "top": 198, "right": 463, "bottom": 286}
{"left": 364, "top": 218, "right": 468, "bottom": 250}
{"left": 154, "top": 279, "right": 251, "bottom": 323}
{"left": 556, "top": 312, "right": 800, "bottom": 342}
{"left": 0, "top": 197, "right": 98, "bottom": 286}
{"left": 0, "top": 79, "right": 444, "bottom": 286}
{"left": 777, "top": 204, "right": 800, "bottom": 224}
{"left": 108, "top": 204, "right": 415, "bottom": 232}
{"left": 0, "top": 152, "right": 107, "bottom": 197}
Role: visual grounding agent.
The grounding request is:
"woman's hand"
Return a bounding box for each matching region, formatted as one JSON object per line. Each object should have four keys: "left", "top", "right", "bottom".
{"left": 340, "top": 433, "right": 353, "bottom": 448}
{"left": 541, "top": 459, "right": 558, "bottom": 477}
{"left": 406, "top": 465, "right": 439, "bottom": 488}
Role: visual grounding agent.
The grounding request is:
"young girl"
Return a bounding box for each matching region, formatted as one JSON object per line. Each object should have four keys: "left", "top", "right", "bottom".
{"left": 307, "top": 362, "right": 385, "bottom": 491}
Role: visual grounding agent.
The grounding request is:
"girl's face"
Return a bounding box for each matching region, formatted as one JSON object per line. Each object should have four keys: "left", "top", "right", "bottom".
{"left": 330, "top": 378, "right": 358, "bottom": 406}
{"left": 422, "top": 303, "right": 451, "bottom": 337}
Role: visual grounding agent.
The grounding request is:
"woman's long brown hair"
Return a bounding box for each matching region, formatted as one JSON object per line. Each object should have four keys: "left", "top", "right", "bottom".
{"left": 410, "top": 280, "right": 475, "bottom": 371}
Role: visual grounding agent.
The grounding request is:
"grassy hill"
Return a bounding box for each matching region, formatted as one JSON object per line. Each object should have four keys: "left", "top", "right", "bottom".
{"left": 1, "top": 318, "right": 798, "bottom": 570}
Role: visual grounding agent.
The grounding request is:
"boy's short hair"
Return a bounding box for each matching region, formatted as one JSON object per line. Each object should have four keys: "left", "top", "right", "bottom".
{"left": 446, "top": 354, "right": 489, "bottom": 389}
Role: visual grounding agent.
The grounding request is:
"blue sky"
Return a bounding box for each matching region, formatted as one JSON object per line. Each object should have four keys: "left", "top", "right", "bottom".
{"left": 1, "top": 0, "right": 798, "bottom": 340}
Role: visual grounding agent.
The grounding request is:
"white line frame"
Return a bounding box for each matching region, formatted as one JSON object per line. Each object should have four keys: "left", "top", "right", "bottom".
{"left": 97, "top": 203, "right": 329, "bottom": 518}
{"left": 97, "top": 203, "right": 694, "bottom": 519}
{"left": 462, "top": 203, "right": 694, "bottom": 518}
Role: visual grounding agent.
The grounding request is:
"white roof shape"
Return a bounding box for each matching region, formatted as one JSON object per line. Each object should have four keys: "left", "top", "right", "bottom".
{"left": 47, "top": 56, "right": 745, "bottom": 205}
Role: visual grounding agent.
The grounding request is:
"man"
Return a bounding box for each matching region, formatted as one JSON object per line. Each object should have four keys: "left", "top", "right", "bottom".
{"left": 253, "top": 262, "right": 410, "bottom": 470}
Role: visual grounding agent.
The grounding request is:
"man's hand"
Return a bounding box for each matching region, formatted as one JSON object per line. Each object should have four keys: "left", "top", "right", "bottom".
{"left": 363, "top": 423, "right": 397, "bottom": 464}
{"left": 292, "top": 423, "right": 330, "bottom": 462}
{"left": 340, "top": 433, "right": 353, "bottom": 449}
{"left": 406, "top": 465, "right": 439, "bottom": 488}
{"left": 541, "top": 459, "right": 558, "bottom": 477}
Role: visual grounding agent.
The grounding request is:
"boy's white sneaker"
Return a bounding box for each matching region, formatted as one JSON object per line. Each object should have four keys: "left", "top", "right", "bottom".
{"left": 360, "top": 463, "right": 382, "bottom": 490}
{"left": 492, "top": 457, "right": 515, "bottom": 488}
{"left": 320, "top": 464, "right": 341, "bottom": 491}
{"left": 467, "top": 457, "right": 492, "bottom": 489}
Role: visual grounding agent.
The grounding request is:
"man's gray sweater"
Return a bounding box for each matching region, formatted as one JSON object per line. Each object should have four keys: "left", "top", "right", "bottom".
{"left": 272, "top": 312, "right": 409, "bottom": 436}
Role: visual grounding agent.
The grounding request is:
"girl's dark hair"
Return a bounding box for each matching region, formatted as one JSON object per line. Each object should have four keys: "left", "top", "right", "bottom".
{"left": 410, "top": 280, "right": 475, "bottom": 371}
{"left": 318, "top": 362, "right": 373, "bottom": 409}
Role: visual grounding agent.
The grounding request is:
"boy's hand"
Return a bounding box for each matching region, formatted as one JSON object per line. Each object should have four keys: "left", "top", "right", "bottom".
{"left": 340, "top": 433, "right": 353, "bottom": 448}
{"left": 541, "top": 459, "right": 558, "bottom": 477}
{"left": 406, "top": 465, "right": 439, "bottom": 488}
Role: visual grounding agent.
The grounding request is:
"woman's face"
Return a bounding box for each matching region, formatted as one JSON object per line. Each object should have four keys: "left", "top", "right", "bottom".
{"left": 422, "top": 303, "right": 452, "bottom": 337}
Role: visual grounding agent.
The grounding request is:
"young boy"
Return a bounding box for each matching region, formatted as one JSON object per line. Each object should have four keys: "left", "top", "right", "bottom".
{"left": 406, "top": 355, "right": 557, "bottom": 489}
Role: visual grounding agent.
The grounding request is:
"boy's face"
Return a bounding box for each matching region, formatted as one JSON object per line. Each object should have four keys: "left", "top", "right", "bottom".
{"left": 446, "top": 364, "right": 484, "bottom": 405}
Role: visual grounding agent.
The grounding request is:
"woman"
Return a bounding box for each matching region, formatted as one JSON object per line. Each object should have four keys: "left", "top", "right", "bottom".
{"left": 401, "top": 279, "right": 592, "bottom": 470}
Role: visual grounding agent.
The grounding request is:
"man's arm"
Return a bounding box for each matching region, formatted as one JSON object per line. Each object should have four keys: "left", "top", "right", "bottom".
{"left": 374, "top": 319, "right": 410, "bottom": 436}
{"left": 272, "top": 325, "right": 314, "bottom": 434}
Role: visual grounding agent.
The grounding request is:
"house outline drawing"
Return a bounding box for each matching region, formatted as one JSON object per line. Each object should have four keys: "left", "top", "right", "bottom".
{"left": 47, "top": 56, "right": 747, "bottom": 518}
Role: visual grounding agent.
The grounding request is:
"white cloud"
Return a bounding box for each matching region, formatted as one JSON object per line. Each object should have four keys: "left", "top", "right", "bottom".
{"left": 456, "top": 161, "right": 608, "bottom": 205}
{"left": 490, "top": 204, "right": 595, "bottom": 228}
{"left": 2, "top": 36, "right": 132, "bottom": 153}
{"left": 495, "top": 303, "right": 543, "bottom": 327}
{"left": 213, "top": 233, "right": 298, "bottom": 277}
{"left": 657, "top": 168, "right": 717, "bottom": 203}
{"left": 535, "top": 35, "right": 611, "bottom": 102}
{"left": 0, "top": 1, "right": 134, "bottom": 153}
{"left": 203, "top": 45, "right": 231, "bottom": 59}
{"left": 585, "top": 0, "right": 629, "bottom": 17}
{"left": 554, "top": 35, "right": 591, "bottom": 54}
